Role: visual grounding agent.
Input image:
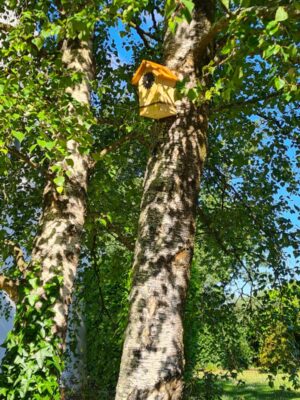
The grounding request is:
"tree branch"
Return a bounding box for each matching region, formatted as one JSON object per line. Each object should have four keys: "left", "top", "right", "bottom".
{"left": 198, "top": 4, "right": 300, "bottom": 54}
{"left": 7, "top": 145, "right": 39, "bottom": 169}
{"left": 103, "top": 220, "right": 135, "bottom": 251}
{"left": 197, "top": 208, "right": 253, "bottom": 284}
{"left": 150, "top": 10, "right": 158, "bottom": 30}
{"left": 211, "top": 91, "right": 282, "bottom": 113}
{"left": 217, "top": 0, "right": 232, "bottom": 17}
{"left": 4, "top": 239, "right": 27, "bottom": 276}
{"left": 130, "top": 22, "right": 152, "bottom": 48}
{"left": 91, "top": 130, "right": 140, "bottom": 167}
{"left": 210, "top": 165, "right": 285, "bottom": 261}
{"left": 89, "top": 213, "right": 135, "bottom": 251}
{"left": 0, "top": 275, "right": 19, "bottom": 302}
{"left": 7, "top": 145, "right": 54, "bottom": 180}
{"left": 131, "top": 20, "right": 159, "bottom": 42}
{"left": 255, "top": 112, "right": 290, "bottom": 135}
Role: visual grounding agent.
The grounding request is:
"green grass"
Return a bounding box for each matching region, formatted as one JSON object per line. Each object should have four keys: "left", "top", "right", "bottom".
{"left": 221, "top": 369, "right": 300, "bottom": 399}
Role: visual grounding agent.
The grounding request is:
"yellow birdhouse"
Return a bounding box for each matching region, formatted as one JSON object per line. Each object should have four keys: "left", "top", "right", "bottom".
{"left": 132, "top": 60, "right": 179, "bottom": 120}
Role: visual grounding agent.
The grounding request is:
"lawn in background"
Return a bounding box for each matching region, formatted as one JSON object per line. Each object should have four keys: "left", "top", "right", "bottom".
{"left": 222, "top": 369, "right": 300, "bottom": 399}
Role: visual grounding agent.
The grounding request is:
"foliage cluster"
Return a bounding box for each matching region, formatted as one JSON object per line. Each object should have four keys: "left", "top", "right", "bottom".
{"left": 0, "top": 269, "right": 63, "bottom": 400}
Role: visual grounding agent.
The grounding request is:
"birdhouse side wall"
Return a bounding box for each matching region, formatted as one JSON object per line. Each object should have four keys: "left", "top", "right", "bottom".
{"left": 138, "top": 79, "right": 177, "bottom": 107}
{"left": 138, "top": 80, "right": 160, "bottom": 108}
{"left": 137, "top": 69, "right": 178, "bottom": 119}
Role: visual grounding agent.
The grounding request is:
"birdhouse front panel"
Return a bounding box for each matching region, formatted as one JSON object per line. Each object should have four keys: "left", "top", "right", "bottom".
{"left": 132, "top": 60, "right": 179, "bottom": 120}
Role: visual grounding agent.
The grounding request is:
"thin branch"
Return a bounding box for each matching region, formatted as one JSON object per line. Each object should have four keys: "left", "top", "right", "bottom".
{"left": 130, "top": 19, "right": 159, "bottom": 42}
{"left": 102, "top": 219, "right": 135, "bottom": 251}
{"left": 89, "top": 213, "right": 135, "bottom": 251}
{"left": 7, "top": 145, "right": 54, "bottom": 180}
{"left": 255, "top": 112, "right": 290, "bottom": 134}
{"left": 211, "top": 91, "right": 282, "bottom": 113}
{"left": 115, "top": 13, "right": 158, "bottom": 48}
{"left": 197, "top": 208, "right": 253, "bottom": 284}
{"left": 7, "top": 145, "right": 39, "bottom": 169}
{"left": 210, "top": 165, "right": 285, "bottom": 263}
{"left": 217, "top": 0, "right": 232, "bottom": 17}
{"left": 130, "top": 22, "right": 152, "bottom": 48}
{"left": 91, "top": 130, "right": 140, "bottom": 167}
{"left": 198, "top": 4, "right": 300, "bottom": 53}
{"left": 150, "top": 10, "right": 158, "bottom": 30}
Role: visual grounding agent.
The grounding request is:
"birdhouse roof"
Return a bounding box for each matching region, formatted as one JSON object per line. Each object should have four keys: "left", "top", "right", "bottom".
{"left": 131, "top": 60, "right": 178, "bottom": 86}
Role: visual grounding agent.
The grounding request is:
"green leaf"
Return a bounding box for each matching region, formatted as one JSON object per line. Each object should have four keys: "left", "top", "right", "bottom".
{"left": 12, "top": 131, "right": 25, "bottom": 143}
{"left": 27, "top": 294, "right": 39, "bottom": 306}
{"left": 182, "top": 0, "right": 194, "bottom": 15}
{"left": 275, "top": 6, "right": 288, "bottom": 21}
{"left": 56, "top": 186, "right": 64, "bottom": 194}
{"left": 28, "top": 278, "right": 39, "bottom": 289}
{"left": 32, "top": 37, "right": 44, "bottom": 50}
{"left": 99, "top": 218, "right": 107, "bottom": 227}
{"left": 274, "top": 77, "right": 285, "bottom": 91}
{"left": 205, "top": 90, "right": 213, "bottom": 101}
{"left": 53, "top": 176, "right": 65, "bottom": 187}
{"left": 220, "top": 0, "right": 230, "bottom": 9}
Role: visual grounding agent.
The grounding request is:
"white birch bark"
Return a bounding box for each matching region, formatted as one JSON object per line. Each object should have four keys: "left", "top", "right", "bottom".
{"left": 31, "top": 39, "right": 94, "bottom": 340}
{"left": 115, "top": 3, "right": 215, "bottom": 399}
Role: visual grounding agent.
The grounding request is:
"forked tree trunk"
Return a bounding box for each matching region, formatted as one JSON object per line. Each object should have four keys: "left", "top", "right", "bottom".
{"left": 115, "top": 3, "right": 215, "bottom": 399}
{"left": 31, "top": 39, "right": 94, "bottom": 341}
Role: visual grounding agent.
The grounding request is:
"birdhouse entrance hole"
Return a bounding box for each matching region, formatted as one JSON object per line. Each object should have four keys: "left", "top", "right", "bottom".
{"left": 132, "top": 60, "right": 179, "bottom": 120}
{"left": 142, "top": 72, "right": 155, "bottom": 89}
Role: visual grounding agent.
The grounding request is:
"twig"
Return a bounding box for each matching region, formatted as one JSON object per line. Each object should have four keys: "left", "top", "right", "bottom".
{"left": 134, "top": 24, "right": 151, "bottom": 48}
{"left": 91, "top": 130, "right": 140, "bottom": 167}
{"left": 218, "top": 0, "right": 232, "bottom": 17}
{"left": 150, "top": 10, "right": 158, "bottom": 30}
{"left": 211, "top": 91, "right": 282, "bottom": 113}
{"left": 7, "top": 145, "right": 54, "bottom": 180}
{"left": 255, "top": 112, "right": 290, "bottom": 134}
{"left": 7, "top": 146, "right": 39, "bottom": 169}
{"left": 116, "top": 14, "right": 158, "bottom": 48}
{"left": 88, "top": 213, "right": 135, "bottom": 252}
{"left": 198, "top": 208, "right": 254, "bottom": 284}
{"left": 197, "top": 4, "right": 300, "bottom": 54}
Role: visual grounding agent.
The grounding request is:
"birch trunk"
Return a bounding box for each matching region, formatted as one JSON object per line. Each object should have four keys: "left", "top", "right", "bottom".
{"left": 115, "top": 3, "right": 215, "bottom": 399}
{"left": 31, "top": 39, "right": 94, "bottom": 341}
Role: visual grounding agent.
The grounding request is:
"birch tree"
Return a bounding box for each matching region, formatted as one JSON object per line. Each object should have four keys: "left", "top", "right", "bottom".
{"left": 115, "top": 2, "right": 215, "bottom": 398}
{"left": 0, "top": 2, "right": 96, "bottom": 398}
{"left": 115, "top": 0, "right": 299, "bottom": 398}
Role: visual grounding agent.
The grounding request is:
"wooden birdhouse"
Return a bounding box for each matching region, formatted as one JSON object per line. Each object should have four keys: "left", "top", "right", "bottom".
{"left": 132, "top": 60, "right": 179, "bottom": 119}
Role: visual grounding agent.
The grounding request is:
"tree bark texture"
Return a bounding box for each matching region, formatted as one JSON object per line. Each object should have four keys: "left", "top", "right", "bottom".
{"left": 115, "top": 3, "right": 215, "bottom": 400}
{"left": 31, "top": 39, "right": 94, "bottom": 341}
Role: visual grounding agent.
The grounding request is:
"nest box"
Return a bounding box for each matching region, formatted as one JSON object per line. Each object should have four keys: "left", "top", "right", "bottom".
{"left": 132, "top": 60, "right": 179, "bottom": 119}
